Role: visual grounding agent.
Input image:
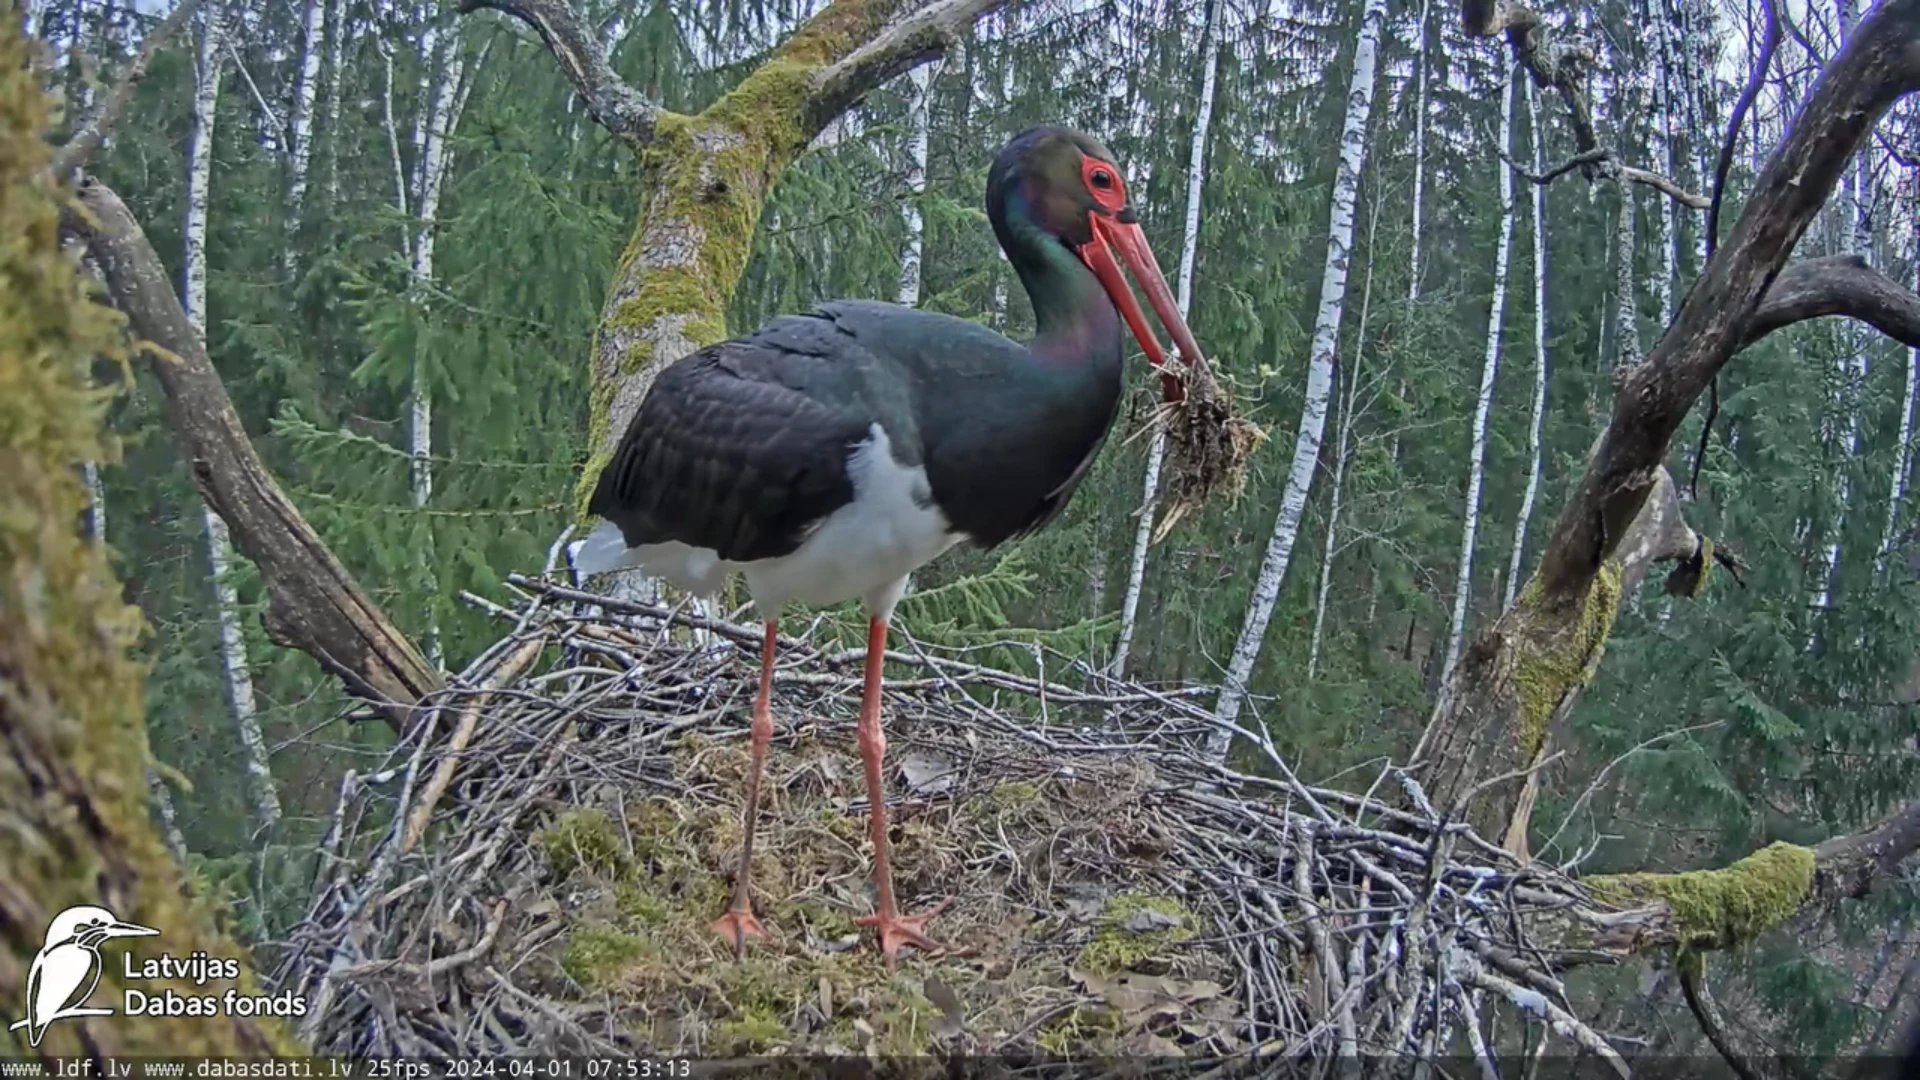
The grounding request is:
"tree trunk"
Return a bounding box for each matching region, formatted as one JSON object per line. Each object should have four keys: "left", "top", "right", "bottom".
{"left": 406, "top": 22, "right": 470, "bottom": 671}
{"left": 0, "top": 18, "right": 293, "bottom": 1052}
{"left": 184, "top": 0, "right": 281, "bottom": 835}
{"left": 1440, "top": 68, "right": 1516, "bottom": 684}
{"left": 1879, "top": 213, "right": 1919, "bottom": 579}
{"left": 1650, "top": 1, "right": 1676, "bottom": 328}
{"left": 68, "top": 179, "right": 444, "bottom": 730}
{"left": 897, "top": 63, "right": 931, "bottom": 307}
{"left": 1417, "top": 0, "right": 1920, "bottom": 843}
{"left": 284, "top": 0, "right": 325, "bottom": 273}
{"left": 1612, "top": 180, "right": 1639, "bottom": 370}
{"left": 1307, "top": 213, "right": 1379, "bottom": 681}
{"left": 1504, "top": 78, "right": 1550, "bottom": 611}
{"left": 1209, "top": 0, "right": 1388, "bottom": 754}
{"left": 1113, "top": 0, "right": 1219, "bottom": 680}
{"left": 322, "top": 0, "right": 347, "bottom": 207}
{"left": 1406, "top": 0, "right": 1432, "bottom": 305}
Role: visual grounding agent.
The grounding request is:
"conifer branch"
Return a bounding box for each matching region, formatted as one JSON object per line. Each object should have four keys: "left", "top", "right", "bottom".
{"left": 457, "top": 0, "right": 659, "bottom": 150}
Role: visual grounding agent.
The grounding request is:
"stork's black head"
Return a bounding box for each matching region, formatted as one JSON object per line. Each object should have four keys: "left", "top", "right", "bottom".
{"left": 986, "top": 125, "right": 1207, "bottom": 400}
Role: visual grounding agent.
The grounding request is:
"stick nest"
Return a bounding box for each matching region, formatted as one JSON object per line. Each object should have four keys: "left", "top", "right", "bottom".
{"left": 1145, "top": 360, "right": 1266, "bottom": 542}
{"left": 269, "top": 578, "right": 1649, "bottom": 1069}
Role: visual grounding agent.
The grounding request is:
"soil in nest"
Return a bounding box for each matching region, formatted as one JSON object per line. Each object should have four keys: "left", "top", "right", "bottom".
{"left": 517, "top": 729, "right": 1243, "bottom": 1058}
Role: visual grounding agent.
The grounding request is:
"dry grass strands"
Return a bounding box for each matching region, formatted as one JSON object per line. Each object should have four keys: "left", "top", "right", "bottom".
{"left": 268, "top": 578, "right": 1656, "bottom": 1065}
{"left": 1142, "top": 359, "right": 1265, "bottom": 542}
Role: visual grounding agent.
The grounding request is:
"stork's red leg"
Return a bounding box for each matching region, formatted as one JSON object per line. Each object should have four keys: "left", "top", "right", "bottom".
{"left": 852, "top": 615, "right": 951, "bottom": 969}
{"left": 710, "top": 620, "right": 778, "bottom": 957}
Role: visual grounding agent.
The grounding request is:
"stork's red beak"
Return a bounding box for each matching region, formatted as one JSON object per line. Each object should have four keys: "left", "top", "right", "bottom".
{"left": 1076, "top": 213, "right": 1206, "bottom": 404}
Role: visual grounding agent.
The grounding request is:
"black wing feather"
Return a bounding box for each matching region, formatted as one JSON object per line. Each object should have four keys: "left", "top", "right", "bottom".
{"left": 589, "top": 340, "right": 874, "bottom": 563}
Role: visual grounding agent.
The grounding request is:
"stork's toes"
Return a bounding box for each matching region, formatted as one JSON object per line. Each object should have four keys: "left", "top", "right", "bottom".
{"left": 857, "top": 897, "right": 953, "bottom": 969}
{"left": 710, "top": 906, "right": 774, "bottom": 958}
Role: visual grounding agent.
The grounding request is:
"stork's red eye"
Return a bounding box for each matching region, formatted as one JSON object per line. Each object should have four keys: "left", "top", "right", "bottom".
{"left": 1080, "top": 155, "right": 1126, "bottom": 210}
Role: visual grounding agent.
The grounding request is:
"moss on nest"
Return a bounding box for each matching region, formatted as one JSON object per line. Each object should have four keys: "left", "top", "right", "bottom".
{"left": 519, "top": 738, "right": 1233, "bottom": 1056}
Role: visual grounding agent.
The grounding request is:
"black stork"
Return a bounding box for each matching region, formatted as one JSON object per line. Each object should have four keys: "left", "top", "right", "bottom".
{"left": 570, "top": 125, "right": 1207, "bottom": 969}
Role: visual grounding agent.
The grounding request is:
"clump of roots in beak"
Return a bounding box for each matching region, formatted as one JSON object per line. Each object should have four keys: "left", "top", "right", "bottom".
{"left": 1135, "top": 359, "right": 1265, "bottom": 542}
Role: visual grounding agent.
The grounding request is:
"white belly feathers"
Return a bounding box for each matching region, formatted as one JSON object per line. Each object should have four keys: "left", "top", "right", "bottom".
{"left": 570, "top": 423, "right": 961, "bottom": 621}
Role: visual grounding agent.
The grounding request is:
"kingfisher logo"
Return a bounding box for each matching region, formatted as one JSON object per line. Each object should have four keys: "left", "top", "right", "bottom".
{"left": 8, "top": 904, "right": 306, "bottom": 1046}
{"left": 9, "top": 905, "right": 158, "bottom": 1046}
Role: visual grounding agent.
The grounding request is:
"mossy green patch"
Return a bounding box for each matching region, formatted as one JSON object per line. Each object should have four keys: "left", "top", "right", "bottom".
{"left": 560, "top": 924, "right": 649, "bottom": 988}
{"left": 1509, "top": 561, "right": 1622, "bottom": 755}
{"left": 1586, "top": 841, "right": 1815, "bottom": 952}
{"left": 540, "top": 807, "right": 630, "bottom": 879}
{"left": 1077, "top": 892, "right": 1197, "bottom": 975}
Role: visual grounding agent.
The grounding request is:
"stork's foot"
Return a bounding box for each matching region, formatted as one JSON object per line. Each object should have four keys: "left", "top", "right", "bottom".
{"left": 710, "top": 906, "right": 773, "bottom": 959}
{"left": 856, "top": 897, "right": 952, "bottom": 970}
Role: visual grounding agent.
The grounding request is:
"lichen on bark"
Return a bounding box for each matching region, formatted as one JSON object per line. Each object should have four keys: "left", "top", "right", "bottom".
{"left": 0, "top": 14, "right": 294, "bottom": 1055}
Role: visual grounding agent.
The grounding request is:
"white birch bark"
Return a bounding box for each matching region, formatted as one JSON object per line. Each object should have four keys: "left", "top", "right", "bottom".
{"left": 1879, "top": 209, "right": 1919, "bottom": 579}
{"left": 1439, "top": 69, "right": 1516, "bottom": 683}
{"left": 83, "top": 461, "right": 105, "bottom": 544}
{"left": 1613, "top": 183, "right": 1638, "bottom": 370}
{"left": 896, "top": 63, "right": 931, "bottom": 307}
{"left": 284, "top": 0, "right": 325, "bottom": 272}
{"left": 322, "top": 0, "right": 347, "bottom": 206}
{"left": 1504, "top": 79, "right": 1550, "bottom": 611}
{"left": 405, "top": 22, "right": 468, "bottom": 670}
{"left": 1112, "top": 0, "right": 1219, "bottom": 680}
{"left": 1209, "top": 0, "right": 1387, "bottom": 753}
{"left": 148, "top": 772, "right": 190, "bottom": 865}
{"left": 1307, "top": 222, "right": 1379, "bottom": 680}
{"left": 186, "top": 0, "right": 281, "bottom": 834}
{"left": 1650, "top": 3, "right": 1676, "bottom": 328}
{"left": 1406, "top": 0, "right": 1431, "bottom": 304}
{"left": 1809, "top": 0, "right": 1871, "bottom": 636}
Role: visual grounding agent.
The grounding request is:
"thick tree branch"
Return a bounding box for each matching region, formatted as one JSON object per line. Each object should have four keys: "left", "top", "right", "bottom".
{"left": 1419, "top": 0, "right": 1920, "bottom": 838}
{"left": 63, "top": 179, "right": 442, "bottom": 731}
{"left": 807, "top": 0, "right": 1007, "bottom": 127}
{"left": 48, "top": 0, "right": 198, "bottom": 177}
{"left": 457, "top": 0, "right": 659, "bottom": 149}
{"left": 1742, "top": 254, "right": 1920, "bottom": 350}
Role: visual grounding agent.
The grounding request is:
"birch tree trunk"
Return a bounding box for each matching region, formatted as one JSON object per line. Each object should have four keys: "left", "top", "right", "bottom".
{"left": 1504, "top": 79, "right": 1550, "bottom": 611}
{"left": 406, "top": 24, "right": 469, "bottom": 670}
{"left": 1307, "top": 215, "right": 1379, "bottom": 680}
{"left": 284, "top": 0, "right": 325, "bottom": 272}
{"left": 322, "top": 0, "right": 347, "bottom": 207}
{"left": 1650, "top": 3, "right": 1676, "bottom": 328}
{"left": 185, "top": 0, "right": 281, "bottom": 835}
{"left": 1879, "top": 208, "right": 1919, "bottom": 578}
{"left": 1613, "top": 183, "right": 1638, "bottom": 370}
{"left": 1406, "top": 0, "right": 1432, "bottom": 305}
{"left": 1440, "top": 68, "right": 1516, "bottom": 683}
{"left": 1809, "top": 0, "right": 1871, "bottom": 640}
{"left": 1209, "top": 0, "right": 1387, "bottom": 754}
{"left": 897, "top": 63, "right": 931, "bottom": 307}
{"left": 1112, "top": 0, "right": 1218, "bottom": 680}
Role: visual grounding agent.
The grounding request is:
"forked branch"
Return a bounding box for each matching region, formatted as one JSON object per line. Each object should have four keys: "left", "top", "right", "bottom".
{"left": 48, "top": 0, "right": 200, "bottom": 176}
{"left": 457, "top": 0, "right": 659, "bottom": 148}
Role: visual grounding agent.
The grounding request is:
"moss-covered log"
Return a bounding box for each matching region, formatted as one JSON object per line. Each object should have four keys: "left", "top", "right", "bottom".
{"left": 0, "top": 15, "right": 296, "bottom": 1056}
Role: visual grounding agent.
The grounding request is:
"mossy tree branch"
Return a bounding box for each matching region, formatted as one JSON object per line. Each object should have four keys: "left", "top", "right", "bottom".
{"left": 1418, "top": 0, "right": 1920, "bottom": 842}
{"left": 454, "top": 0, "right": 658, "bottom": 149}
{"left": 462, "top": 0, "right": 1011, "bottom": 522}
{"left": 62, "top": 179, "right": 442, "bottom": 731}
{"left": 0, "top": 14, "right": 297, "bottom": 1055}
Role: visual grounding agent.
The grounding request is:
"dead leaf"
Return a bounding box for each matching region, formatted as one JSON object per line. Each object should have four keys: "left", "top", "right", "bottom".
{"left": 925, "top": 975, "right": 966, "bottom": 1038}
{"left": 898, "top": 750, "right": 956, "bottom": 794}
{"left": 1120, "top": 908, "right": 1182, "bottom": 934}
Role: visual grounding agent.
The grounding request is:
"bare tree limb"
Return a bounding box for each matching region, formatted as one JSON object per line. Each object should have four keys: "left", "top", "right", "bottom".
{"left": 807, "top": 0, "right": 1007, "bottom": 127}
{"left": 63, "top": 179, "right": 442, "bottom": 731}
{"left": 1680, "top": 959, "right": 1774, "bottom": 1080}
{"left": 1742, "top": 254, "right": 1920, "bottom": 349}
{"left": 1508, "top": 147, "right": 1710, "bottom": 208}
{"left": 457, "top": 0, "right": 659, "bottom": 149}
{"left": 48, "top": 0, "right": 198, "bottom": 177}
